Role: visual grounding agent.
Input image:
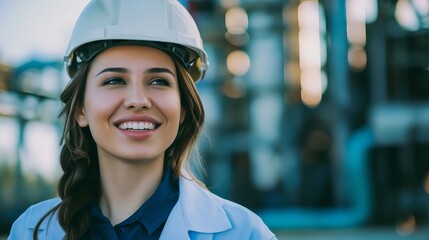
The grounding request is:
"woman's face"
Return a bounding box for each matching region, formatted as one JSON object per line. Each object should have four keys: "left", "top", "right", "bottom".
{"left": 76, "top": 45, "right": 184, "bottom": 164}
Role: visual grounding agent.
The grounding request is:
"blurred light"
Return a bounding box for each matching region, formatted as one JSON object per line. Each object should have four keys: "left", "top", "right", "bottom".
{"left": 227, "top": 50, "right": 250, "bottom": 76}
{"left": 346, "top": 0, "right": 367, "bottom": 45}
{"left": 297, "top": 0, "right": 327, "bottom": 108}
{"left": 298, "top": 1, "right": 320, "bottom": 31}
{"left": 413, "top": 0, "right": 429, "bottom": 15}
{"left": 225, "top": 7, "right": 248, "bottom": 35}
{"left": 347, "top": 0, "right": 366, "bottom": 23}
{"left": 395, "top": 214, "right": 416, "bottom": 236}
{"left": 300, "top": 69, "right": 323, "bottom": 107}
{"left": 412, "top": 0, "right": 429, "bottom": 28}
{"left": 348, "top": 45, "right": 367, "bottom": 71}
{"left": 299, "top": 29, "right": 321, "bottom": 69}
{"left": 346, "top": 0, "right": 368, "bottom": 71}
{"left": 365, "top": 0, "right": 378, "bottom": 23}
{"left": 395, "top": 0, "right": 420, "bottom": 31}
{"left": 222, "top": 78, "right": 246, "bottom": 99}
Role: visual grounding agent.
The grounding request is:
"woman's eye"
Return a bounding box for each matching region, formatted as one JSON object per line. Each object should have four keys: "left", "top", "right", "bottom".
{"left": 103, "top": 77, "right": 125, "bottom": 85}
{"left": 149, "top": 78, "right": 170, "bottom": 86}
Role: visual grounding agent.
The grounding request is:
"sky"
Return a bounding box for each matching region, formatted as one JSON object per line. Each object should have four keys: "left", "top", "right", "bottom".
{"left": 0, "top": 1, "right": 90, "bottom": 181}
{"left": 0, "top": 0, "right": 90, "bottom": 67}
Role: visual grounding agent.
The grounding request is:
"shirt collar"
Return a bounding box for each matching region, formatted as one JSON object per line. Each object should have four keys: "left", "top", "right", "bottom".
{"left": 89, "top": 166, "right": 179, "bottom": 234}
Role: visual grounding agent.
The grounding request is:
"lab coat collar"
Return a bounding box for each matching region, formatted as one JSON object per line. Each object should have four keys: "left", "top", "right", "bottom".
{"left": 24, "top": 197, "right": 65, "bottom": 239}
{"left": 160, "top": 173, "right": 232, "bottom": 239}
{"left": 22, "top": 173, "right": 232, "bottom": 239}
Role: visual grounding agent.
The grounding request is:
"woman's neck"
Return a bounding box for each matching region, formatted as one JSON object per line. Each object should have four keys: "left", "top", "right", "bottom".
{"left": 97, "top": 155, "right": 165, "bottom": 225}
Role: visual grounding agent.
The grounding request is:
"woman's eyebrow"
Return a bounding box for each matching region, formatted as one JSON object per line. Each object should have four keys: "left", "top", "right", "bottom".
{"left": 95, "top": 67, "right": 175, "bottom": 77}
{"left": 146, "top": 67, "right": 175, "bottom": 77}
{"left": 96, "top": 67, "right": 128, "bottom": 77}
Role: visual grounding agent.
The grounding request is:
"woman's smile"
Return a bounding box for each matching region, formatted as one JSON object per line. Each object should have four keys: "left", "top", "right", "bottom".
{"left": 114, "top": 115, "right": 161, "bottom": 140}
{"left": 117, "top": 122, "right": 157, "bottom": 131}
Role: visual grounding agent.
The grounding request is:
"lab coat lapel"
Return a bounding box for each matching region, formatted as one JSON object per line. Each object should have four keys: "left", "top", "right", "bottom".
{"left": 25, "top": 198, "right": 65, "bottom": 239}
{"left": 160, "top": 201, "right": 190, "bottom": 240}
{"left": 160, "top": 174, "right": 232, "bottom": 240}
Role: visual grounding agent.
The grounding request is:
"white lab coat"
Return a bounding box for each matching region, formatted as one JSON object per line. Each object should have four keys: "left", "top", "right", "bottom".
{"left": 8, "top": 174, "right": 277, "bottom": 239}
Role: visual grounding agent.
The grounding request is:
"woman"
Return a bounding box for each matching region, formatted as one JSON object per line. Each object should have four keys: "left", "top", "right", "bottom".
{"left": 8, "top": 0, "right": 277, "bottom": 239}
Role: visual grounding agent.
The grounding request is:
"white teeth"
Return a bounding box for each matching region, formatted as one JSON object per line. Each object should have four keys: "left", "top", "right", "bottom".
{"left": 118, "top": 122, "right": 156, "bottom": 130}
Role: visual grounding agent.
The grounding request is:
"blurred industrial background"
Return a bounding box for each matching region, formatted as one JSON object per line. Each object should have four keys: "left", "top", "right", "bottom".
{"left": 0, "top": 0, "right": 428, "bottom": 239}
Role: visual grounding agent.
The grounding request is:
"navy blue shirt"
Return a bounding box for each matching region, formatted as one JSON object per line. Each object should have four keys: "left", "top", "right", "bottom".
{"left": 82, "top": 167, "right": 179, "bottom": 240}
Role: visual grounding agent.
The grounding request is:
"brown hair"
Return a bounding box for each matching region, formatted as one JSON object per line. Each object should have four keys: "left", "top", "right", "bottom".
{"left": 33, "top": 58, "right": 205, "bottom": 239}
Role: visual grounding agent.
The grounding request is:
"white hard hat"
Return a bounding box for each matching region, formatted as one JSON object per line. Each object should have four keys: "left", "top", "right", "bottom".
{"left": 64, "top": 0, "right": 208, "bottom": 81}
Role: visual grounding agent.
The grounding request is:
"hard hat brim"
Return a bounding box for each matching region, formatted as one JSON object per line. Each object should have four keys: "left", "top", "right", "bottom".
{"left": 66, "top": 39, "right": 204, "bottom": 81}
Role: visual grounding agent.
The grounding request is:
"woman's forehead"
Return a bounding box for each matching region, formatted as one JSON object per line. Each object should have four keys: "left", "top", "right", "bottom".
{"left": 90, "top": 45, "right": 176, "bottom": 70}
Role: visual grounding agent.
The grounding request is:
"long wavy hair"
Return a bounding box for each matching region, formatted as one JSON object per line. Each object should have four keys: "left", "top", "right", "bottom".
{"left": 33, "top": 58, "right": 205, "bottom": 240}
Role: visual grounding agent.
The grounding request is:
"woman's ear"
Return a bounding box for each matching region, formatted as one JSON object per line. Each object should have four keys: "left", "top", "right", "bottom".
{"left": 76, "top": 107, "right": 89, "bottom": 127}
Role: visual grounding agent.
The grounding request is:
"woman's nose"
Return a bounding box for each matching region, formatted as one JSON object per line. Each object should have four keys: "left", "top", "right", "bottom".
{"left": 123, "top": 86, "right": 152, "bottom": 110}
